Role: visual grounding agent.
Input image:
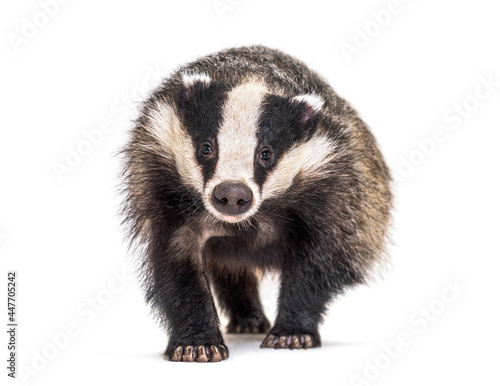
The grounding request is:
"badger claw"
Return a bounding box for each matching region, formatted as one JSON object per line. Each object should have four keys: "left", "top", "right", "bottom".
{"left": 167, "top": 345, "right": 229, "bottom": 362}
{"left": 260, "top": 333, "right": 318, "bottom": 349}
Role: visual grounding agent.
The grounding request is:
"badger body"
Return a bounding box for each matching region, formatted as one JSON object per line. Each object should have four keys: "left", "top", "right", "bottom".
{"left": 121, "top": 46, "right": 392, "bottom": 362}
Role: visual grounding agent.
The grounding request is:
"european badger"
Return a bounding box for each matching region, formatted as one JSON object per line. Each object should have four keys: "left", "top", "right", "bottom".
{"left": 121, "top": 46, "right": 392, "bottom": 362}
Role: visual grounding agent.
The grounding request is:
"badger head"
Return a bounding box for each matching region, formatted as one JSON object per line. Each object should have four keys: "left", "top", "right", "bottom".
{"left": 144, "top": 73, "right": 337, "bottom": 224}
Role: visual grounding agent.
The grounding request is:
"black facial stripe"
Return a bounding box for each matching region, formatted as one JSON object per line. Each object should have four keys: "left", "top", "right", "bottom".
{"left": 254, "top": 94, "right": 321, "bottom": 187}
{"left": 175, "top": 81, "right": 231, "bottom": 183}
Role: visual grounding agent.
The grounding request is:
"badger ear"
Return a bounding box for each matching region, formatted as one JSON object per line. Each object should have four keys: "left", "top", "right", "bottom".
{"left": 292, "top": 93, "right": 324, "bottom": 126}
{"left": 181, "top": 72, "right": 211, "bottom": 88}
{"left": 179, "top": 72, "right": 212, "bottom": 102}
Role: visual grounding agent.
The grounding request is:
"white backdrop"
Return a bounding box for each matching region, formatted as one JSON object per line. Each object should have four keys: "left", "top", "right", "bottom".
{"left": 1, "top": 0, "right": 499, "bottom": 385}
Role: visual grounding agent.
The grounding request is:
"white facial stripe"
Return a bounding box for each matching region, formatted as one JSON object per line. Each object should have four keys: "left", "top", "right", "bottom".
{"left": 203, "top": 82, "right": 268, "bottom": 222}
{"left": 262, "top": 134, "right": 338, "bottom": 200}
{"left": 143, "top": 102, "right": 204, "bottom": 193}
{"left": 181, "top": 72, "right": 211, "bottom": 87}
{"left": 292, "top": 93, "right": 324, "bottom": 112}
{"left": 216, "top": 82, "right": 267, "bottom": 181}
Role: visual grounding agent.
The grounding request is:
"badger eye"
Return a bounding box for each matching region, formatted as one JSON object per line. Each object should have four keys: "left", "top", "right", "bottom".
{"left": 258, "top": 148, "right": 274, "bottom": 166}
{"left": 260, "top": 150, "right": 270, "bottom": 161}
{"left": 201, "top": 143, "right": 213, "bottom": 156}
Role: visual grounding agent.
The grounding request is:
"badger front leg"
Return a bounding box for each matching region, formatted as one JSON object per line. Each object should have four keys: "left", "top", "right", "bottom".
{"left": 148, "top": 227, "right": 228, "bottom": 362}
{"left": 261, "top": 241, "right": 344, "bottom": 349}
{"left": 261, "top": 262, "right": 329, "bottom": 349}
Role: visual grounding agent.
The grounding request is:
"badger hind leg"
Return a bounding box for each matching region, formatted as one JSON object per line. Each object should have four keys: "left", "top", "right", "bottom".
{"left": 209, "top": 266, "right": 270, "bottom": 334}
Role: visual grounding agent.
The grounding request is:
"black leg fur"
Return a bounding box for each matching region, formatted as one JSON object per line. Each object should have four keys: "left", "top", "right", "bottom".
{"left": 261, "top": 255, "right": 330, "bottom": 349}
{"left": 148, "top": 230, "right": 228, "bottom": 362}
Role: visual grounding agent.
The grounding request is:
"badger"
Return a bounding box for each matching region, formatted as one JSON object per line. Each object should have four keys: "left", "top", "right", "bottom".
{"left": 121, "top": 46, "right": 392, "bottom": 362}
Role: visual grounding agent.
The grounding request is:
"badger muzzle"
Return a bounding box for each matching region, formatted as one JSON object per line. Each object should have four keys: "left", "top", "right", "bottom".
{"left": 211, "top": 181, "right": 253, "bottom": 217}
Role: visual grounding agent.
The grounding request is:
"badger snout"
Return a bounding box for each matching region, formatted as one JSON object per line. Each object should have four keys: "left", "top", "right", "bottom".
{"left": 211, "top": 182, "right": 253, "bottom": 217}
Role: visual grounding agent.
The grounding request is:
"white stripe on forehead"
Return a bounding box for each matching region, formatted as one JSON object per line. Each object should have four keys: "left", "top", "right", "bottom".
{"left": 212, "top": 82, "right": 267, "bottom": 183}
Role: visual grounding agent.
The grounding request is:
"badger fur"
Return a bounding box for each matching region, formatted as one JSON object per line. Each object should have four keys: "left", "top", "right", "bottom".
{"left": 121, "top": 46, "right": 392, "bottom": 362}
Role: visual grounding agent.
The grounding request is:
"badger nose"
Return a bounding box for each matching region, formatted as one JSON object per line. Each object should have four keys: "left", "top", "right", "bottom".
{"left": 211, "top": 182, "right": 253, "bottom": 216}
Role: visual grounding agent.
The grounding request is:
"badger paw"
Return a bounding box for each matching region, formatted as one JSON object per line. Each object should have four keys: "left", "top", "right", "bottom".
{"left": 260, "top": 334, "right": 319, "bottom": 349}
{"left": 227, "top": 314, "right": 270, "bottom": 334}
{"left": 168, "top": 345, "right": 229, "bottom": 362}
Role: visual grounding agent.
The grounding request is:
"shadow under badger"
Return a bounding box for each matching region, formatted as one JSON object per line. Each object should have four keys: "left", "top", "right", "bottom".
{"left": 121, "top": 46, "right": 392, "bottom": 362}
